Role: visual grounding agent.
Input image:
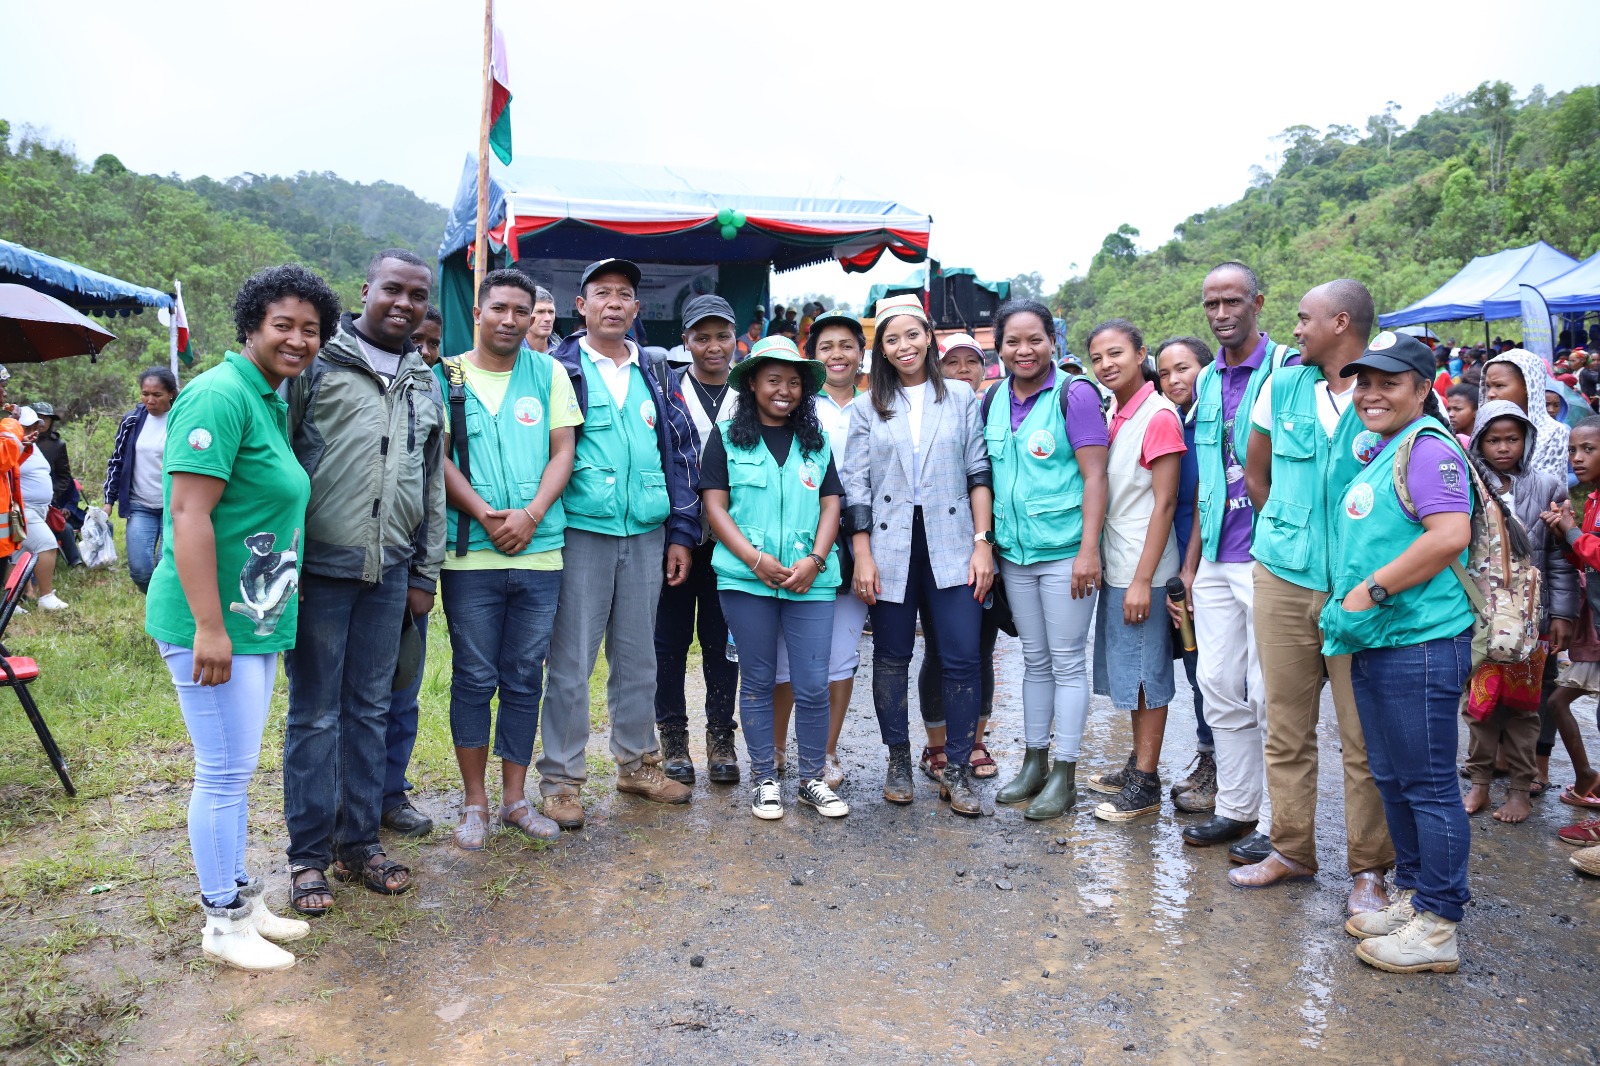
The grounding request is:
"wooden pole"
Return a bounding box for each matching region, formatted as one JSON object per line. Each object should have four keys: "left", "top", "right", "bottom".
{"left": 472, "top": 0, "right": 493, "bottom": 350}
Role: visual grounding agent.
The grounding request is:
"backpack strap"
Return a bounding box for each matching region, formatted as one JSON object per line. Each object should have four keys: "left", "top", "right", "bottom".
{"left": 1392, "top": 427, "right": 1486, "bottom": 615}
{"left": 442, "top": 357, "right": 472, "bottom": 558}
{"left": 979, "top": 372, "right": 1107, "bottom": 432}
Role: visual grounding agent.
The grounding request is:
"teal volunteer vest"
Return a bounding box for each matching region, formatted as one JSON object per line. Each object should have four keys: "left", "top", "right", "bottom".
{"left": 1251, "top": 365, "right": 1364, "bottom": 592}
{"left": 1319, "top": 419, "right": 1475, "bottom": 655}
{"left": 439, "top": 352, "right": 567, "bottom": 556}
{"left": 564, "top": 357, "right": 671, "bottom": 536}
{"left": 1193, "top": 339, "right": 1295, "bottom": 561}
{"left": 985, "top": 375, "right": 1087, "bottom": 566}
{"left": 710, "top": 424, "right": 841, "bottom": 601}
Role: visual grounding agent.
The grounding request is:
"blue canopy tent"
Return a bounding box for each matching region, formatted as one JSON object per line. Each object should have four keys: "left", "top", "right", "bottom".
{"left": 1539, "top": 250, "right": 1600, "bottom": 314}
{"left": 1379, "top": 241, "right": 1577, "bottom": 328}
{"left": 0, "top": 239, "right": 173, "bottom": 317}
{"left": 437, "top": 155, "right": 931, "bottom": 355}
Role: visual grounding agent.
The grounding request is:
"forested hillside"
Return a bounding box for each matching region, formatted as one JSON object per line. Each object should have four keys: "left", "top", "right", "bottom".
{"left": 0, "top": 120, "right": 445, "bottom": 415}
{"left": 1054, "top": 82, "right": 1600, "bottom": 355}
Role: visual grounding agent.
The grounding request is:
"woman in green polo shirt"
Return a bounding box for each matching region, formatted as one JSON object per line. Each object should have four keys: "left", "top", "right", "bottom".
{"left": 145, "top": 265, "right": 340, "bottom": 971}
{"left": 702, "top": 337, "right": 848, "bottom": 821}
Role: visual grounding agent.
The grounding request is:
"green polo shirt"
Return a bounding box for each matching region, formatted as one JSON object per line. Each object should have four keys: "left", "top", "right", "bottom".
{"left": 145, "top": 352, "right": 312, "bottom": 653}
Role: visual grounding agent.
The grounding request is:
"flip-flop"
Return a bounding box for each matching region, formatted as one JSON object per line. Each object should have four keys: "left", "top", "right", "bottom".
{"left": 1530, "top": 779, "right": 1551, "bottom": 798}
{"left": 1559, "top": 786, "right": 1600, "bottom": 809}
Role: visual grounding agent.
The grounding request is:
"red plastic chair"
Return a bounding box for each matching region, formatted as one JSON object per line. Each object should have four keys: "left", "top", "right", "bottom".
{"left": 0, "top": 551, "right": 75, "bottom": 796}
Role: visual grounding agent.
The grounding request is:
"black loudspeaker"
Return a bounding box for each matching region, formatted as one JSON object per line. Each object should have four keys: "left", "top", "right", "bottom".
{"left": 930, "top": 272, "right": 1001, "bottom": 332}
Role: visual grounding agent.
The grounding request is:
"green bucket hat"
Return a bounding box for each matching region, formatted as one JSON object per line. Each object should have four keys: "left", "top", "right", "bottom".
{"left": 728, "top": 335, "right": 826, "bottom": 394}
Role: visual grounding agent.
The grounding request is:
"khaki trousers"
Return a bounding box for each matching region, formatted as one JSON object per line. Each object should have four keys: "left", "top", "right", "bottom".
{"left": 1253, "top": 564, "right": 1394, "bottom": 874}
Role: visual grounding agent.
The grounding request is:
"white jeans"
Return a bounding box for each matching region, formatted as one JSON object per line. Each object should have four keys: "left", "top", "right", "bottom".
{"left": 1194, "top": 558, "right": 1269, "bottom": 828}
{"left": 1000, "top": 556, "right": 1097, "bottom": 761}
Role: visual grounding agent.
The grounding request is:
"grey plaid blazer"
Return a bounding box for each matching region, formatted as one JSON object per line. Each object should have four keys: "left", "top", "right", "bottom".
{"left": 841, "top": 379, "right": 991, "bottom": 603}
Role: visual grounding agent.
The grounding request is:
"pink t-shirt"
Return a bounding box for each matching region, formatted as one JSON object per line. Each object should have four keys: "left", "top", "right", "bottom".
{"left": 1109, "top": 382, "right": 1188, "bottom": 469}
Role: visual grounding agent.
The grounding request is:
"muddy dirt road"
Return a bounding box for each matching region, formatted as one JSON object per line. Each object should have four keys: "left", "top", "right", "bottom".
{"left": 117, "top": 634, "right": 1599, "bottom": 1065}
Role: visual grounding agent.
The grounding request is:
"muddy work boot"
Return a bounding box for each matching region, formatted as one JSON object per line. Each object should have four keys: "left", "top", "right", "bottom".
{"left": 997, "top": 747, "right": 1050, "bottom": 805}
{"left": 1171, "top": 751, "right": 1217, "bottom": 812}
{"left": 706, "top": 727, "right": 741, "bottom": 784}
{"left": 1087, "top": 750, "right": 1137, "bottom": 795}
{"left": 940, "top": 763, "right": 983, "bottom": 817}
{"left": 1094, "top": 768, "right": 1162, "bottom": 822}
{"left": 660, "top": 728, "right": 695, "bottom": 784}
{"left": 616, "top": 763, "right": 692, "bottom": 804}
{"left": 1345, "top": 887, "right": 1416, "bottom": 940}
{"left": 883, "top": 743, "right": 915, "bottom": 805}
{"left": 1355, "top": 909, "right": 1460, "bottom": 974}
{"left": 1025, "top": 760, "right": 1078, "bottom": 821}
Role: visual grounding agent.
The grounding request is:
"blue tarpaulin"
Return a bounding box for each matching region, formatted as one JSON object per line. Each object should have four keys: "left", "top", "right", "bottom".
{"left": 1537, "top": 251, "right": 1600, "bottom": 314}
{"left": 0, "top": 239, "right": 173, "bottom": 317}
{"left": 1379, "top": 241, "right": 1577, "bottom": 327}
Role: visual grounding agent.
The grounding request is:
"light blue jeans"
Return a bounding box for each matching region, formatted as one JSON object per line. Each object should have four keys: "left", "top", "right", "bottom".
{"left": 157, "top": 642, "right": 277, "bottom": 907}
{"left": 999, "top": 556, "right": 1097, "bottom": 761}
{"left": 125, "top": 506, "right": 162, "bottom": 593}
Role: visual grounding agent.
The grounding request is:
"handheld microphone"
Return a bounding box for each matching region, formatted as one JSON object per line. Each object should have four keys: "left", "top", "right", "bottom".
{"left": 1166, "top": 576, "right": 1196, "bottom": 653}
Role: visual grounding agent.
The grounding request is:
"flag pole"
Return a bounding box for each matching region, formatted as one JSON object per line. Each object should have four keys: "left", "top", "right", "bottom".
{"left": 169, "top": 279, "right": 181, "bottom": 378}
{"left": 472, "top": 0, "right": 493, "bottom": 349}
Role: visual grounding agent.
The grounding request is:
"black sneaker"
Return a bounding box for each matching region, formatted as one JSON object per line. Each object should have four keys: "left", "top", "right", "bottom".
{"left": 1087, "top": 750, "right": 1137, "bottom": 795}
{"left": 1093, "top": 769, "right": 1162, "bottom": 822}
{"left": 751, "top": 778, "right": 784, "bottom": 820}
{"left": 798, "top": 778, "right": 849, "bottom": 818}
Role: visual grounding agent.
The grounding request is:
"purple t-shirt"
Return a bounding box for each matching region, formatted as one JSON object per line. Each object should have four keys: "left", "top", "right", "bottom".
{"left": 1213, "top": 334, "right": 1269, "bottom": 563}
{"left": 1009, "top": 367, "right": 1110, "bottom": 449}
{"left": 1368, "top": 433, "right": 1473, "bottom": 519}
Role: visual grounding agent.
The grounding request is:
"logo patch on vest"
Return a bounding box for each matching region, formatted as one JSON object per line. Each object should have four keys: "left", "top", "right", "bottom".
{"left": 640, "top": 400, "right": 656, "bottom": 429}
{"left": 798, "top": 459, "right": 821, "bottom": 490}
{"left": 1027, "top": 430, "right": 1057, "bottom": 459}
{"left": 188, "top": 428, "right": 213, "bottom": 451}
{"left": 513, "top": 396, "right": 544, "bottom": 426}
{"left": 1344, "top": 483, "right": 1375, "bottom": 520}
{"left": 1352, "top": 430, "right": 1383, "bottom": 465}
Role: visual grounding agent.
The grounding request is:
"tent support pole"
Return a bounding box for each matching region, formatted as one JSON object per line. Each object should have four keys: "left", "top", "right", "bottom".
{"left": 472, "top": 0, "right": 492, "bottom": 350}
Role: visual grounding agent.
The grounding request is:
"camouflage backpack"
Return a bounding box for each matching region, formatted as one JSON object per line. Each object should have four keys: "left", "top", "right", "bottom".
{"left": 1393, "top": 427, "right": 1541, "bottom": 668}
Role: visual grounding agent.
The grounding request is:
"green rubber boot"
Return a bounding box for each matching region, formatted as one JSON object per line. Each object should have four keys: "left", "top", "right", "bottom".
{"left": 996, "top": 747, "right": 1051, "bottom": 805}
{"left": 1024, "top": 760, "right": 1078, "bottom": 821}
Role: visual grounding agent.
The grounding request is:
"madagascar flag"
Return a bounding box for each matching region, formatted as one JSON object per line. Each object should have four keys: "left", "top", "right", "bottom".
{"left": 174, "top": 285, "right": 193, "bottom": 366}
{"left": 489, "top": 22, "right": 512, "bottom": 165}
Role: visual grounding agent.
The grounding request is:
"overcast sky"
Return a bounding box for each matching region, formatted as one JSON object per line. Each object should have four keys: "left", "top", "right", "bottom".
{"left": 4, "top": 0, "right": 1597, "bottom": 310}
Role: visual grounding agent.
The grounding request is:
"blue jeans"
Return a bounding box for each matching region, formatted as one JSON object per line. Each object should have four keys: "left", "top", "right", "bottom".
{"left": 383, "top": 612, "right": 428, "bottom": 813}
{"left": 1350, "top": 631, "right": 1473, "bottom": 923}
{"left": 1182, "top": 647, "right": 1214, "bottom": 751}
{"left": 283, "top": 566, "right": 408, "bottom": 870}
{"left": 157, "top": 642, "right": 276, "bottom": 907}
{"left": 125, "top": 506, "right": 162, "bottom": 593}
{"left": 721, "top": 591, "right": 832, "bottom": 779}
{"left": 870, "top": 511, "right": 983, "bottom": 767}
{"left": 441, "top": 567, "right": 562, "bottom": 764}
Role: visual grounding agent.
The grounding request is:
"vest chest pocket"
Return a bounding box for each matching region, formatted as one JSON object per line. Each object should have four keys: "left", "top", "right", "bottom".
{"left": 1272, "top": 416, "right": 1317, "bottom": 461}
{"left": 1193, "top": 403, "right": 1221, "bottom": 447}
{"left": 564, "top": 456, "right": 617, "bottom": 517}
{"left": 583, "top": 403, "right": 614, "bottom": 431}
{"left": 727, "top": 452, "right": 768, "bottom": 488}
{"left": 1253, "top": 497, "right": 1312, "bottom": 570}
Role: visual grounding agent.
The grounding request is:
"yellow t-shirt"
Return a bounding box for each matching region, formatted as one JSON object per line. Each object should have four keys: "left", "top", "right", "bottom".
{"left": 443, "top": 355, "right": 583, "bottom": 572}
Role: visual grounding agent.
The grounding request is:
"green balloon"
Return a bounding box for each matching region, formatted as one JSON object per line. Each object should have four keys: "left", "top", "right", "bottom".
{"left": 732, "top": 211, "right": 747, "bottom": 227}
{"left": 720, "top": 223, "right": 738, "bottom": 240}
{"left": 716, "top": 207, "right": 734, "bottom": 226}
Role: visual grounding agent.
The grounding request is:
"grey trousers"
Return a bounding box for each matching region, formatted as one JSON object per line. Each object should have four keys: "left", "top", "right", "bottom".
{"left": 538, "top": 525, "right": 666, "bottom": 795}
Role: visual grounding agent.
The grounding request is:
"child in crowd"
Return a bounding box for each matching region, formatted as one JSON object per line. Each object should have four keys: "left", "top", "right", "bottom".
{"left": 1462, "top": 401, "right": 1578, "bottom": 822}
{"left": 1086, "top": 319, "right": 1185, "bottom": 821}
{"left": 1446, "top": 383, "right": 1478, "bottom": 448}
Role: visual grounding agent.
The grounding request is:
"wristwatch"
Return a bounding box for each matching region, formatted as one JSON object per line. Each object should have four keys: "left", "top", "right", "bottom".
{"left": 1367, "top": 577, "right": 1388, "bottom": 605}
{"left": 806, "top": 552, "right": 827, "bottom": 572}
{"left": 974, "top": 530, "right": 996, "bottom": 546}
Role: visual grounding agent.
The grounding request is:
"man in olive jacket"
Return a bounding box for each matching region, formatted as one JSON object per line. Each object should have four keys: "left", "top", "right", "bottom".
{"left": 282, "top": 249, "right": 446, "bottom": 906}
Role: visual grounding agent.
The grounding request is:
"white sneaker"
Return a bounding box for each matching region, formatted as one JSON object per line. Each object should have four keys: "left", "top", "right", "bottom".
{"left": 751, "top": 778, "right": 784, "bottom": 820}
{"left": 237, "top": 877, "right": 310, "bottom": 943}
{"left": 798, "top": 778, "right": 849, "bottom": 818}
{"left": 36, "top": 593, "right": 67, "bottom": 611}
{"left": 202, "top": 899, "right": 296, "bottom": 971}
{"left": 1355, "top": 909, "right": 1459, "bottom": 974}
{"left": 1345, "top": 887, "right": 1416, "bottom": 940}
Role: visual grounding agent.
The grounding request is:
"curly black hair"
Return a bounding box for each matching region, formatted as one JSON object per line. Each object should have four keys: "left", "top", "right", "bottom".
{"left": 726, "top": 385, "right": 826, "bottom": 456}
{"left": 232, "top": 264, "right": 343, "bottom": 344}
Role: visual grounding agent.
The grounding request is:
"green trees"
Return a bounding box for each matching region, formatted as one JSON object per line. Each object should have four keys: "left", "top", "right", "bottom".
{"left": 1053, "top": 82, "right": 1600, "bottom": 356}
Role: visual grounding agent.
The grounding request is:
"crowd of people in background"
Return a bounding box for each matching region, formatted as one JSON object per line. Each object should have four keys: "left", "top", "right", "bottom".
{"left": 15, "top": 248, "right": 1600, "bottom": 981}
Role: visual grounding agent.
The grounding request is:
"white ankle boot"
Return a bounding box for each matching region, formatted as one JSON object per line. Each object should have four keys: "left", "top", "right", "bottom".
{"left": 1355, "top": 908, "right": 1459, "bottom": 974}
{"left": 237, "top": 877, "right": 310, "bottom": 942}
{"left": 202, "top": 899, "right": 296, "bottom": 971}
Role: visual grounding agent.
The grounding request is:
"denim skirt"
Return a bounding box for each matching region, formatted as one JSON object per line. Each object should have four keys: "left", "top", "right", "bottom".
{"left": 1092, "top": 583, "right": 1176, "bottom": 711}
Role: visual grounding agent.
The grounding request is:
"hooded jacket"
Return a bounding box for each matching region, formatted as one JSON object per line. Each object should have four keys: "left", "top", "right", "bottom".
{"left": 1479, "top": 350, "right": 1570, "bottom": 482}
{"left": 286, "top": 314, "right": 447, "bottom": 592}
{"left": 1468, "top": 398, "right": 1579, "bottom": 631}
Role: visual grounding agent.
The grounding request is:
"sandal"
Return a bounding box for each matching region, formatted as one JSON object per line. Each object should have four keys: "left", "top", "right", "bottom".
{"left": 332, "top": 852, "right": 413, "bottom": 896}
{"left": 455, "top": 804, "right": 490, "bottom": 850}
{"left": 498, "top": 798, "right": 560, "bottom": 841}
{"left": 1559, "top": 786, "right": 1600, "bottom": 809}
{"left": 1530, "top": 779, "right": 1551, "bottom": 798}
{"left": 919, "top": 745, "right": 947, "bottom": 782}
{"left": 289, "top": 867, "right": 332, "bottom": 917}
{"left": 970, "top": 741, "right": 998, "bottom": 779}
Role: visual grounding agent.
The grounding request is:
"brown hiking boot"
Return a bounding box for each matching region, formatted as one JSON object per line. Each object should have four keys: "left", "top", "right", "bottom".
{"left": 706, "top": 727, "right": 740, "bottom": 784}
{"left": 660, "top": 728, "right": 694, "bottom": 784}
{"left": 542, "top": 793, "right": 586, "bottom": 831}
{"left": 1172, "top": 751, "right": 1218, "bottom": 813}
{"left": 617, "top": 763, "right": 693, "bottom": 804}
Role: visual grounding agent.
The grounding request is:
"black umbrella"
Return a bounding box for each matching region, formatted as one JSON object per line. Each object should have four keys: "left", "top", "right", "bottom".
{"left": 0, "top": 282, "right": 117, "bottom": 363}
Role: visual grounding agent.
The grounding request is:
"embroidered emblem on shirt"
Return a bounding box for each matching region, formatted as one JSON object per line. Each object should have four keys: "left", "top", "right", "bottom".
{"left": 1439, "top": 460, "right": 1461, "bottom": 490}
{"left": 798, "top": 459, "right": 821, "bottom": 490}
{"left": 640, "top": 400, "right": 656, "bottom": 429}
{"left": 514, "top": 396, "right": 544, "bottom": 426}
{"left": 188, "top": 428, "right": 213, "bottom": 451}
{"left": 1345, "top": 483, "right": 1375, "bottom": 520}
{"left": 1027, "top": 430, "right": 1057, "bottom": 459}
{"left": 1353, "top": 430, "right": 1383, "bottom": 465}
